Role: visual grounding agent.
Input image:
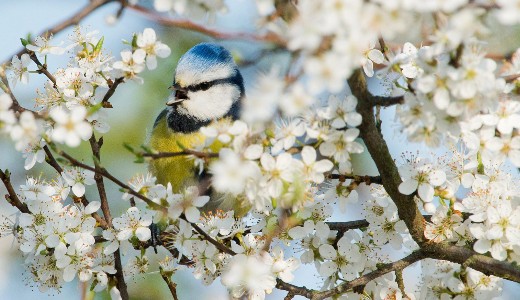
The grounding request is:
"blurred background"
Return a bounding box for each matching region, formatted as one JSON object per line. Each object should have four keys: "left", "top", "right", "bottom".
{"left": 1, "top": 1, "right": 520, "bottom": 299}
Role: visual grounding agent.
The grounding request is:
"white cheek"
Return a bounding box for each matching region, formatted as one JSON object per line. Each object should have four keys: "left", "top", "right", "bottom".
{"left": 182, "top": 85, "right": 240, "bottom": 120}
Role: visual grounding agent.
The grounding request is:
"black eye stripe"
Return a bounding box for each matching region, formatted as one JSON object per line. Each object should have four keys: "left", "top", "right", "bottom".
{"left": 186, "top": 77, "right": 234, "bottom": 92}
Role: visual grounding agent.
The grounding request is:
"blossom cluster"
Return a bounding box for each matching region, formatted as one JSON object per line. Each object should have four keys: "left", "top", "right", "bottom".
{"left": 2, "top": 0, "right": 520, "bottom": 299}
{"left": 0, "top": 26, "right": 170, "bottom": 296}
{"left": 202, "top": 93, "right": 362, "bottom": 214}
{"left": 14, "top": 176, "right": 114, "bottom": 292}
{"left": 420, "top": 259, "right": 502, "bottom": 299}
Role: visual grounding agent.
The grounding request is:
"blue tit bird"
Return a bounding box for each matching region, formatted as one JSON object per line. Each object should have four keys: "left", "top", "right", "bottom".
{"left": 149, "top": 43, "right": 244, "bottom": 210}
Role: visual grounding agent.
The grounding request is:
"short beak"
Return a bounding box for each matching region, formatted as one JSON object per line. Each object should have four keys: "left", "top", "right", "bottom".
{"left": 166, "top": 84, "right": 188, "bottom": 106}
{"left": 166, "top": 98, "right": 185, "bottom": 106}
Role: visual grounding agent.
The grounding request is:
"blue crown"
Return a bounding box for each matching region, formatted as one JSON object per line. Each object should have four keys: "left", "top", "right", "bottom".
{"left": 176, "top": 43, "right": 236, "bottom": 74}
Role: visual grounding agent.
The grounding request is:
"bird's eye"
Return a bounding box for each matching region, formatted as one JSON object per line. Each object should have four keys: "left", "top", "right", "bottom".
{"left": 199, "top": 82, "right": 211, "bottom": 91}
{"left": 175, "top": 89, "right": 188, "bottom": 100}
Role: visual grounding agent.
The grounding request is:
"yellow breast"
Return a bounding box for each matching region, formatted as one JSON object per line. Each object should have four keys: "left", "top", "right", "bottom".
{"left": 148, "top": 114, "right": 229, "bottom": 193}
{"left": 149, "top": 115, "right": 205, "bottom": 192}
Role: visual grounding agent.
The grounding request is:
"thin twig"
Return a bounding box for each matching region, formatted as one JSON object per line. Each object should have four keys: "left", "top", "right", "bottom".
{"left": 142, "top": 149, "right": 218, "bottom": 160}
{"left": 101, "top": 77, "right": 125, "bottom": 108}
{"left": 28, "top": 51, "right": 57, "bottom": 87}
{"left": 0, "top": 68, "right": 21, "bottom": 109}
{"left": 378, "top": 36, "right": 391, "bottom": 62}
{"left": 53, "top": 146, "right": 156, "bottom": 230}
{"left": 91, "top": 134, "right": 129, "bottom": 300}
{"left": 327, "top": 220, "right": 370, "bottom": 231}
{"left": 185, "top": 216, "right": 236, "bottom": 255}
{"left": 160, "top": 267, "right": 179, "bottom": 300}
{"left": 89, "top": 135, "right": 113, "bottom": 226}
{"left": 503, "top": 73, "right": 520, "bottom": 83}
{"left": 45, "top": 143, "right": 108, "bottom": 229}
{"left": 116, "top": 0, "right": 128, "bottom": 19}
{"left": 0, "top": 169, "right": 30, "bottom": 213}
{"left": 43, "top": 145, "right": 63, "bottom": 173}
{"left": 57, "top": 148, "right": 234, "bottom": 257}
{"left": 395, "top": 269, "right": 408, "bottom": 298}
{"left": 59, "top": 149, "right": 165, "bottom": 211}
{"left": 449, "top": 43, "right": 464, "bottom": 68}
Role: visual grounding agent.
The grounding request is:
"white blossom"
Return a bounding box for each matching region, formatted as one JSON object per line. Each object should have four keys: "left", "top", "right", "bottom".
{"left": 9, "top": 54, "right": 31, "bottom": 86}
{"left": 167, "top": 186, "right": 209, "bottom": 222}
{"left": 113, "top": 207, "right": 153, "bottom": 242}
{"left": 62, "top": 167, "right": 95, "bottom": 197}
{"left": 221, "top": 252, "right": 276, "bottom": 299}
{"left": 50, "top": 107, "right": 93, "bottom": 147}
{"left": 26, "top": 35, "right": 65, "bottom": 55}
{"left": 136, "top": 28, "right": 171, "bottom": 70}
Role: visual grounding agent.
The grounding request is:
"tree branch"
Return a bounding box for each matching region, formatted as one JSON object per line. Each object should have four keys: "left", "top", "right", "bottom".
{"left": 314, "top": 251, "right": 425, "bottom": 300}
{"left": 327, "top": 174, "right": 382, "bottom": 185}
{"left": 327, "top": 220, "right": 370, "bottom": 231}
{"left": 424, "top": 243, "right": 520, "bottom": 284}
{"left": 5, "top": 0, "right": 117, "bottom": 63}
{"left": 127, "top": 4, "right": 286, "bottom": 46}
{"left": 327, "top": 216, "right": 432, "bottom": 233}
{"left": 88, "top": 134, "right": 128, "bottom": 298}
{"left": 113, "top": 249, "right": 129, "bottom": 300}
{"left": 276, "top": 251, "right": 425, "bottom": 300}
{"left": 348, "top": 69, "right": 426, "bottom": 244}
{"left": 276, "top": 280, "right": 318, "bottom": 300}
{"left": 370, "top": 95, "right": 404, "bottom": 107}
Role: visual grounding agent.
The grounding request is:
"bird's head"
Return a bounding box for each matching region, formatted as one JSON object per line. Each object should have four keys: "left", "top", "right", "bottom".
{"left": 166, "top": 43, "right": 244, "bottom": 128}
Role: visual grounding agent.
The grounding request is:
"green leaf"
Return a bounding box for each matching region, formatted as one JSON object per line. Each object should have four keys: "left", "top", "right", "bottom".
{"left": 123, "top": 143, "right": 136, "bottom": 154}
{"left": 89, "top": 280, "right": 97, "bottom": 292}
{"left": 140, "top": 144, "right": 154, "bottom": 153}
{"left": 94, "top": 36, "right": 104, "bottom": 54}
{"left": 131, "top": 33, "right": 138, "bottom": 50}
{"left": 87, "top": 103, "right": 103, "bottom": 115}
{"left": 20, "top": 38, "right": 29, "bottom": 47}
